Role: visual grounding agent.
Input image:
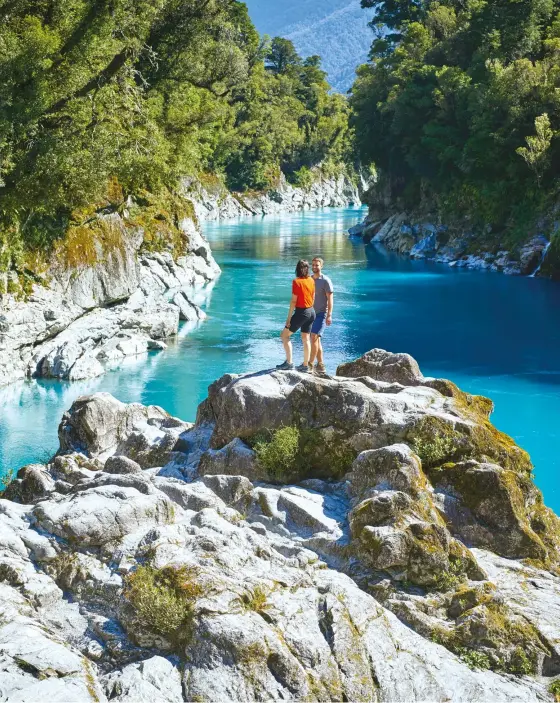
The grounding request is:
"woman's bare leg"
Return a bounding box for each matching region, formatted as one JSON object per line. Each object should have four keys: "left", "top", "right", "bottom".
{"left": 301, "top": 333, "right": 311, "bottom": 366}
{"left": 281, "top": 328, "right": 293, "bottom": 364}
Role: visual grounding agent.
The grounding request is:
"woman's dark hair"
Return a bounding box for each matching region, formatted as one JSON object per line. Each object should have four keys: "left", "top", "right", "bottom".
{"left": 295, "top": 259, "right": 309, "bottom": 277}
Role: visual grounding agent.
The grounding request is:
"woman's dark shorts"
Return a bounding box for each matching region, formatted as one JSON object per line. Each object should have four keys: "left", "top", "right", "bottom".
{"left": 289, "top": 307, "right": 316, "bottom": 334}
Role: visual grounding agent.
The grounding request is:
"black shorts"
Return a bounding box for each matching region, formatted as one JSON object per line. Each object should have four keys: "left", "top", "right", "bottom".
{"left": 289, "top": 307, "right": 316, "bottom": 334}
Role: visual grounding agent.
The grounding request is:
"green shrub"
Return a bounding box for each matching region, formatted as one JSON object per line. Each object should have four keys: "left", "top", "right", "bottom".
{"left": 549, "top": 679, "right": 560, "bottom": 701}
{"left": 253, "top": 426, "right": 300, "bottom": 481}
{"left": 412, "top": 432, "right": 457, "bottom": 468}
{"left": 458, "top": 648, "right": 491, "bottom": 670}
{"left": 433, "top": 569, "right": 463, "bottom": 593}
{"left": 289, "top": 166, "right": 315, "bottom": 191}
{"left": 241, "top": 584, "right": 269, "bottom": 613}
{"left": 507, "top": 646, "right": 535, "bottom": 676}
{"left": 0, "top": 469, "right": 15, "bottom": 495}
{"left": 124, "top": 565, "right": 202, "bottom": 648}
{"left": 253, "top": 426, "right": 356, "bottom": 482}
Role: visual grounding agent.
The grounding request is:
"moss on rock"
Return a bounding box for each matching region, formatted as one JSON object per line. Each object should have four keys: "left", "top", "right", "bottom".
{"left": 407, "top": 412, "right": 532, "bottom": 475}
{"left": 251, "top": 425, "right": 356, "bottom": 484}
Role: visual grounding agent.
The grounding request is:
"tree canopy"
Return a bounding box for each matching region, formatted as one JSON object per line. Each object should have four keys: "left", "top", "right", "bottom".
{"left": 0, "top": 0, "right": 354, "bottom": 281}
{"left": 352, "top": 0, "right": 560, "bottom": 243}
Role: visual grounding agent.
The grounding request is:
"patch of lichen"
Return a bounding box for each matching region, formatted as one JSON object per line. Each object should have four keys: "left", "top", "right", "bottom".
{"left": 407, "top": 416, "right": 465, "bottom": 469}
{"left": 408, "top": 412, "right": 532, "bottom": 476}
{"left": 435, "top": 461, "right": 550, "bottom": 563}
{"left": 130, "top": 188, "right": 197, "bottom": 259}
{"left": 458, "top": 602, "right": 547, "bottom": 675}
{"left": 524, "top": 496, "right": 560, "bottom": 573}
{"left": 446, "top": 582, "right": 496, "bottom": 618}
{"left": 466, "top": 423, "right": 532, "bottom": 474}
{"left": 425, "top": 379, "right": 494, "bottom": 422}
{"left": 54, "top": 209, "right": 128, "bottom": 270}
{"left": 431, "top": 600, "right": 547, "bottom": 676}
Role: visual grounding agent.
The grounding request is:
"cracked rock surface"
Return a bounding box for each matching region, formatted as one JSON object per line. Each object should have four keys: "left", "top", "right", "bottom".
{"left": 1, "top": 349, "right": 559, "bottom": 701}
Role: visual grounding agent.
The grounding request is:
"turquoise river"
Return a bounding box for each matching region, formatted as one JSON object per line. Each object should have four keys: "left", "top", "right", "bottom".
{"left": 1, "top": 207, "right": 559, "bottom": 512}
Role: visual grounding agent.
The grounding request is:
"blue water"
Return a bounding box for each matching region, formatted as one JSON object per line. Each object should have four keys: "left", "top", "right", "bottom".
{"left": 1, "top": 207, "right": 559, "bottom": 512}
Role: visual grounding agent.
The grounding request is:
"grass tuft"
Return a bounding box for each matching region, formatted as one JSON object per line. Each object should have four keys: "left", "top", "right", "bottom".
{"left": 124, "top": 564, "right": 202, "bottom": 648}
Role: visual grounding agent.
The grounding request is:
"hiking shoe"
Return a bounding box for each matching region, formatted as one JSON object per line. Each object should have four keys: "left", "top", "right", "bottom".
{"left": 296, "top": 363, "right": 313, "bottom": 374}
{"left": 315, "top": 362, "right": 327, "bottom": 375}
{"left": 276, "top": 361, "right": 295, "bottom": 370}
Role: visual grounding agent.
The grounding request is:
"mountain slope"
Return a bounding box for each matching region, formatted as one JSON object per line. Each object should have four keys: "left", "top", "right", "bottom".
{"left": 245, "top": 0, "right": 375, "bottom": 92}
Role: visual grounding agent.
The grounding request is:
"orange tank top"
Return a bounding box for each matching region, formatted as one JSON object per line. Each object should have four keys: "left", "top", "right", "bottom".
{"left": 292, "top": 277, "right": 315, "bottom": 308}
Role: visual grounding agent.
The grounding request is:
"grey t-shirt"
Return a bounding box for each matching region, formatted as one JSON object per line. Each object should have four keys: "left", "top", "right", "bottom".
{"left": 313, "top": 274, "right": 333, "bottom": 314}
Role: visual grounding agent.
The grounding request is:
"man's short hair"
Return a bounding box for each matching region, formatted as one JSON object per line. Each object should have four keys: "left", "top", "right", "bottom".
{"left": 312, "top": 256, "right": 324, "bottom": 265}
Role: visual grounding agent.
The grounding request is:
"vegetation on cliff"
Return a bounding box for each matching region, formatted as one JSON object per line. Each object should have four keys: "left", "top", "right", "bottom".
{"left": 351, "top": 0, "right": 560, "bottom": 257}
{"left": 0, "top": 0, "right": 354, "bottom": 288}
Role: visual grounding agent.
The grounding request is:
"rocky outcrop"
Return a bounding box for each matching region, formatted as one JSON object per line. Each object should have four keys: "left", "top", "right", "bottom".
{"left": 0, "top": 214, "right": 219, "bottom": 387}
{"left": 1, "top": 349, "right": 559, "bottom": 701}
{"left": 350, "top": 212, "right": 555, "bottom": 278}
{"left": 184, "top": 171, "right": 361, "bottom": 221}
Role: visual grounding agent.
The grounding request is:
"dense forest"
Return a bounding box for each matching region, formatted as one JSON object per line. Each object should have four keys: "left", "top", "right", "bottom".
{"left": 0, "top": 0, "right": 354, "bottom": 288}
{"left": 351, "top": 0, "right": 560, "bottom": 269}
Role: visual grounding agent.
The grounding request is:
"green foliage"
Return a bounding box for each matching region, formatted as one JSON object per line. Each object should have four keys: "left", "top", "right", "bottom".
{"left": 432, "top": 557, "right": 465, "bottom": 592}
{"left": 254, "top": 426, "right": 300, "bottom": 481}
{"left": 516, "top": 113, "right": 554, "bottom": 188}
{"left": 549, "top": 678, "right": 560, "bottom": 701}
{"left": 457, "top": 648, "right": 491, "bottom": 671}
{"left": 413, "top": 432, "right": 456, "bottom": 468}
{"left": 410, "top": 418, "right": 458, "bottom": 468}
{"left": 0, "top": 2, "right": 354, "bottom": 278}
{"left": 289, "top": 166, "right": 315, "bottom": 191}
{"left": 0, "top": 469, "right": 15, "bottom": 495}
{"left": 241, "top": 584, "right": 269, "bottom": 612}
{"left": 352, "top": 0, "right": 560, "bottom": 248}
{"left": 253, "top": 425, "right": 356, "bottom": 482}
{"left": 123, "top": 564, "right": 202, "bottom": 648}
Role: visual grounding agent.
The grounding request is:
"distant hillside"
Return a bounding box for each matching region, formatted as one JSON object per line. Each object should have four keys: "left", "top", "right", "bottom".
{"left": 244, "top": 0, "right": 375, "bottom": 93}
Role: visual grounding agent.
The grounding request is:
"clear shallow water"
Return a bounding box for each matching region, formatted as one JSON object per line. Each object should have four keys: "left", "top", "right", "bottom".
{"left": 1, "top": 206, "right": 559, "bottom": 511}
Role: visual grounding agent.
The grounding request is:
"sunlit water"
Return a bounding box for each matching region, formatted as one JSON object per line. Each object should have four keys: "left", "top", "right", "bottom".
{"left": 1, "top": 206, "right": 559, "bottom": 511}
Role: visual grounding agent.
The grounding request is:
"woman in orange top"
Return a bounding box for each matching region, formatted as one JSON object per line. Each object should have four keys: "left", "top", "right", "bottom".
{"left": 277, "top": 260, "right": 316, "bottom": 373}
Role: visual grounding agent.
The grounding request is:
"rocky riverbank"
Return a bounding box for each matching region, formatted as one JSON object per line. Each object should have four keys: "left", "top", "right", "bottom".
{"left": 1, "top": 349, "right": 559, "bottom": 701}
{"left": 185, "top": 170, "right": 362, "bottom": 221}
{"left": 0, "top": 171, "right": 362, "bottom": 389}
{"left": 0, "top": 212, "right": 220, "bottom": 388}
{"left": 349, "top": 212, "right": 555, "bottom": 278}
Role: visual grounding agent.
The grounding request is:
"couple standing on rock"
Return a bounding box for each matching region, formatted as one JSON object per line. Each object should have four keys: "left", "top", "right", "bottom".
{"left": 277, "top": 257, "right": 334, "bottom": 374}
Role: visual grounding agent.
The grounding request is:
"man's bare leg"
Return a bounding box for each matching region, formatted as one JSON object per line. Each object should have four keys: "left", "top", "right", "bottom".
{"left": 316, "top": 338, "right": 324, "bottom": 365}
{"left": 310, "top": 333, "right": 320, "bottom": 366}
{"left": 281, "top": 328, "right": 293, "bottom": 364}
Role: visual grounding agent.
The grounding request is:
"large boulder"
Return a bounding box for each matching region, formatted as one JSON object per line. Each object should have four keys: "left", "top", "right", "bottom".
{"left": 32, "top": 484, "right": 177, "bottom": 546}
{"left": 337, "top": 348, "right": 424, "bottom": 385}
{"left": 347, "top": 445, "right": 483, "bottom": 587}
{"left": 58, "top": 392, "right": 191, "bottom": 463}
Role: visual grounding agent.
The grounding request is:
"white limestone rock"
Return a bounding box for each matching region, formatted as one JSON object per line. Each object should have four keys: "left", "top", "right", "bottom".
{"left": 102, "top": 656, "right": 183, "bottom": 703}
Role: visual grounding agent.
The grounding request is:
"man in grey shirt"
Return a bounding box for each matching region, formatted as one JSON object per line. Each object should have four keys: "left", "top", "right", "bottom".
{"left": 309, "top": 256, "right": 333, "bottom": 374}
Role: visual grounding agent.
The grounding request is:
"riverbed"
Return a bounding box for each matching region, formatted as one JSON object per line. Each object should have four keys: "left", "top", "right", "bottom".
{"left": 1, "top": 207, "right": 559, "bottom": 511}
